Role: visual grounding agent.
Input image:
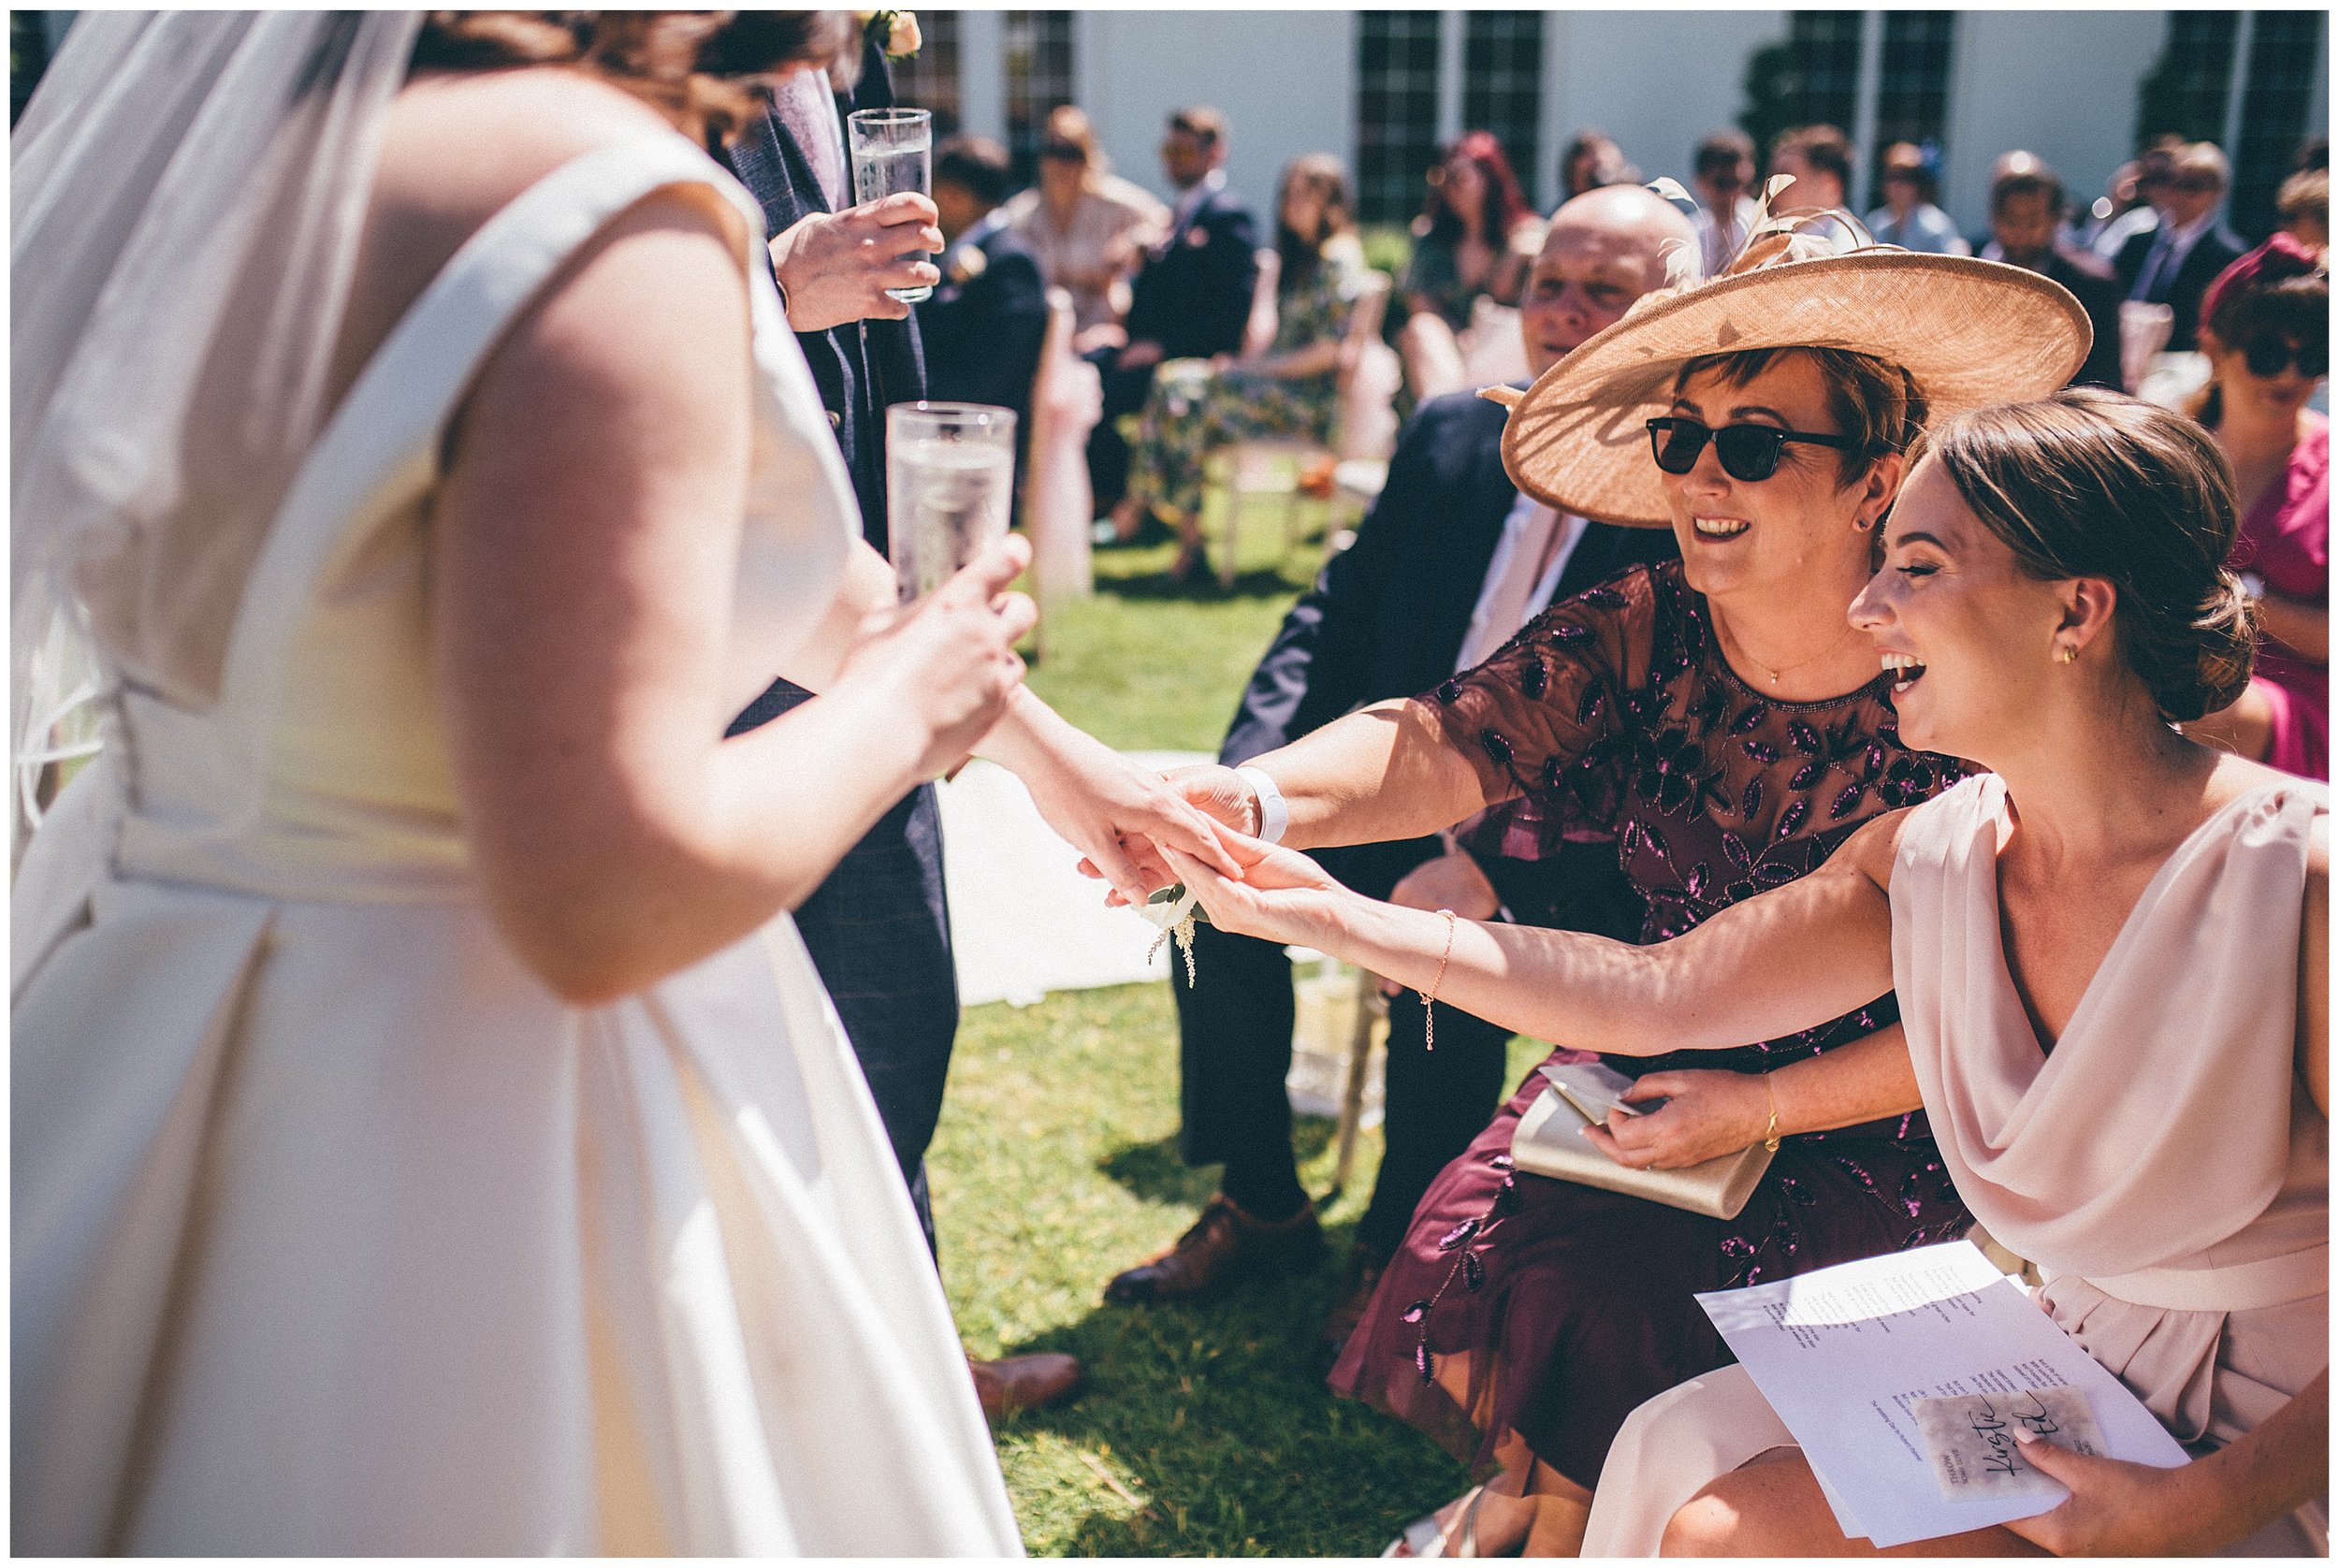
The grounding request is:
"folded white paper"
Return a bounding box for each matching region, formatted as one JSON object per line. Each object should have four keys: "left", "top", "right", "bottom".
{"left": 1695, "top": 1241, "right": 2190, "bottom": 1548}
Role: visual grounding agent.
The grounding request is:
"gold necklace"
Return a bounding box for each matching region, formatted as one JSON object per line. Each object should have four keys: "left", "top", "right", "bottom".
{"left": 1722, "top": 617, "right": 1861, "bottom": 689}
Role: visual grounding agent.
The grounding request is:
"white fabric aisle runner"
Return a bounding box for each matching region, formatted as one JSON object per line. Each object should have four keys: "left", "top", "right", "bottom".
{"left": 938, "top": 750, "right": 1213, "bottom": 1007}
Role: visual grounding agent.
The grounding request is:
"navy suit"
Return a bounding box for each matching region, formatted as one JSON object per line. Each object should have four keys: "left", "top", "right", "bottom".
{"left": 916, "top": 210, "right": 1049, "bottom": 506}
{"left": 723, "top": 38, "right": 927, "bottom": 553}
{"left": 1089, "top": 179, "right": 1260, "bottom": 509}
{"left": 2115, "top": 221, "right": 2246, "bottom": 354}
{"left": 1173, "top": 390, "right": 1678, "bottom": 1253}
{"left": 723, "top": 40, "right": 957, "bottom": 1255}
{"left": 2042, "top": 247, "right": 2127, "bottom": 391}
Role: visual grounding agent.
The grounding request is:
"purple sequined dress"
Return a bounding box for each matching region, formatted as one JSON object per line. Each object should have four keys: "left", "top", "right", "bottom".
{"left": 1327, "top": 561, "right": 1974, "bottom": 1489}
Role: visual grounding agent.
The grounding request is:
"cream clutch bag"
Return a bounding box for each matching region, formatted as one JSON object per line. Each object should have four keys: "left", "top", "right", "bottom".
{"left": 1511, "top": 1061, "right": 1773, "bottom": 1221}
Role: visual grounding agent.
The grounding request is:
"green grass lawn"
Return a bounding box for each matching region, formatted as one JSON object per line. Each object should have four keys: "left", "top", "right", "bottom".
{"left": 937, "top": 532, "right": 1551, "bottom": 1553}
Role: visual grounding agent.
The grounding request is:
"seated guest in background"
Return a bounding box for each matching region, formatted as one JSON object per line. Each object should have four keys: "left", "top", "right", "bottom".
{"left": 1397, "top": 130, "right": 1545, "bottom": 401}
{"left": 1985, "top": 153, "right": 2125, "bottom": 389}
{"left": 1118, "top": 154, "right": 1365, "bottom": 583}
{"left": 1140, "top": 225, "right": 2086, "bottom": 1556}
{"left": 1003, "top": 105, "right": 1170, "bottom": 356}
{"left": 2279, "top": 167, "right": 2330, "bottom": 257}
{"left": 1864, "top": 141, "right": 1968, "bottom": 254}
{"left": 919, "top": 133, "right": 1050, "bottom": 499}
{"left": 1104, "top": 186, "right": 1691, "bottom": 1352}
{"left": 2116, "top": 140, "right": 2245, "bottom": 354}
{"left": 2186, "top": 237, "right": 2329, "bottom": 780}
{"left": 1766, "top": 124, "right": 1852, "bottom": 217}
{"left": 1092, "top": 105, "right": 1259, "bottom": 537}
{"left": 1559, "top": 128, "right": 1638, "bottom": 201}
{"left": 1689, "top": 129, "right": 1761, "bottom": 280}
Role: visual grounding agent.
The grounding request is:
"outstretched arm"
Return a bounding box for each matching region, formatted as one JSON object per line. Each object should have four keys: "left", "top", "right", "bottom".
{"left": 778, "top": 534, "right": 1241, "bottom": 905}
{"left": 1162, "top": 809, "right": 1906, "bottom": 1055}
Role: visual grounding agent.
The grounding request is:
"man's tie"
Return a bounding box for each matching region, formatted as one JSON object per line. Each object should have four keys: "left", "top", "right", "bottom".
{"left": 2130, "top": 229, "right": 2177, "bottom": 304}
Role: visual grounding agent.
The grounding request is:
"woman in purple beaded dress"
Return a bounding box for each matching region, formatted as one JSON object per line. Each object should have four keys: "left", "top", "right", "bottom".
{"left": 1149, "top": 214, "right": 2092, "bottom": 1554}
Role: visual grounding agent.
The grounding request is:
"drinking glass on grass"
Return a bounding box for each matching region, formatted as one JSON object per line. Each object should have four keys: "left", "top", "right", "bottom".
{"left": 888, "top": 402, "right": 1017, "bottom": 603}
{"left": 849, "top": 107, "right": 934, "bottom": 303}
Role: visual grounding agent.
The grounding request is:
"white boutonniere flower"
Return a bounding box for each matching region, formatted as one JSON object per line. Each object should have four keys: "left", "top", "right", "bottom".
{"left": 1140, "top": 884, "right": 1204, "bottom": 984}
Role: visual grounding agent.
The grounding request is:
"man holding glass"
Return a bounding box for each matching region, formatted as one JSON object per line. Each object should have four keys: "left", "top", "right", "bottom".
{"left": 719, "top": 11, "right": 1220, "bottom": 1421}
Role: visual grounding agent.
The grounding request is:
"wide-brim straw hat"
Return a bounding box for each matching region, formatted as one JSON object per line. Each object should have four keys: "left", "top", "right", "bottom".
{"left": 1485, "top": 201, "right": 2091, "bottom": 528}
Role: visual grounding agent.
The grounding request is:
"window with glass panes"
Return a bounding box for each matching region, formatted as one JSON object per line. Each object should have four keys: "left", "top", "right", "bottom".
{"left": 1786, "top": 11, "right": 1865, "bottom": 137}
{"left": 1461, "top": 11, "right": 1545, "bottom": 210}
{"left": 2232, "top": 10, "right": 2324, "bottom": 240}
{"left": 1357, "top": 10, "right": 1443, "bottom": 224}
{"left": 888, "top": 9, "right": 960, "bottom": 139}
{"left": 1005, "top": 11, "right": 1074, "bottom": 188}
{"left": 1870, "top": 12, "right": 1955, "bottom": 191}
{"left": 2136, "top": 11, "right": 2242, "bottom": 146}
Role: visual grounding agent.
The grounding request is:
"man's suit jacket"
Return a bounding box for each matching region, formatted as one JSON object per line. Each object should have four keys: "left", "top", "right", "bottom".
{"left": 2044, "top": 247, "right": 2128, "bottom": 390}
{"left": 724, "top": 36, "right": 926, "bottom": 551}
{"left": 1220, "top": 389, "right": 1678, "bottom": 910}
{"left": 2115, "top": 222, "right": 2247, "bottom": 354}
{"left": 916, "top": 212, "right": 1049, "bottom": 474}
{"left": 1124, "top": 181, "right": 1259, "bottom": 360}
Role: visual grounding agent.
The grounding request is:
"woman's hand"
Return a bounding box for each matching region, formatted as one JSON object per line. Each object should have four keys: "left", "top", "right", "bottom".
{"left": 2001, "top": 1435, "right": 2224, "bottom": 1555}
{"left": 831, "top": 535, "right": 1037, "bottom": 781}
{"left": 1001, "top": 713, "right": 1243, "bottom": 906}
{"left": 1161, "top": 838, "right": 1349, "bottom": 951}
{"left": 1579, "top": 1068, "right": 1769, "bottom": 1169}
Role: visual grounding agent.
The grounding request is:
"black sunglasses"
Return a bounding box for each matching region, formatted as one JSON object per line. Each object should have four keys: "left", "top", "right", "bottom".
{"left": 1646, "top": 416, "right": 1858, "bottom": 481}
{"left": 2244, "top": 337, "right": 2327, "bottom": 379}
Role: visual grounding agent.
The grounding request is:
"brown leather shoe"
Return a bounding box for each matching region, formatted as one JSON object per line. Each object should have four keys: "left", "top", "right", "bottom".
{"left": 970, "top": 1352, "right": 1083, "bottom": 1419}
{"left": 1103, "top": 1193, "right": 1324, "bottom": 1303}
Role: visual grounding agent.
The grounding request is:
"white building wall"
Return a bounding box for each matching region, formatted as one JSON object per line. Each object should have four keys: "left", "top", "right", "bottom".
{"left": 1079, "top": 9, "right": 1357, "bottom": 224}
{"left": 1938, "top": 12, "right": 2170, "bottom": 240}
{"left": 1541, "top": 10, "right": 1792, "bottom": 206}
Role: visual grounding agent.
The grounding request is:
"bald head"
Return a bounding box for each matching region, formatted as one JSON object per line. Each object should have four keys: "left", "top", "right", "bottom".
{"left": 1518, "top": 184, "right": 1698, "bottom": 376}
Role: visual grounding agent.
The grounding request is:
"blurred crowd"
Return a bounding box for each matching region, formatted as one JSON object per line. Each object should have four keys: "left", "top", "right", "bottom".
{"left": 913, "top": 100, "right": 2329, "bottom": 601}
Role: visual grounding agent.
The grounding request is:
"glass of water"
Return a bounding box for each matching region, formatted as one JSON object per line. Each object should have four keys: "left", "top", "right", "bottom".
{"left": 848, "top": 106, "right": 934, "bottom": 304}
{"left": 887, "top": 402, "right": 1018, "bottom": 603}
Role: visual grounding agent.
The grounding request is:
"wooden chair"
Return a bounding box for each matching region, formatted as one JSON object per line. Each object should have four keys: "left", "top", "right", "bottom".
{"left": 1199, "top": 268, "right": 1400, "bottom": 588}
{"left": 1023, "top": 286, "right": 1100, "bottom": 657}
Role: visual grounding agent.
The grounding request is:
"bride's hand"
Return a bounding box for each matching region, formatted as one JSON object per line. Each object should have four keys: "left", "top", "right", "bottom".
{"left": 834, "top": 536, "right": 1037, "bottom": 780}
{"left": 1160, "top": 837, "right": 1348, "bottom": 950}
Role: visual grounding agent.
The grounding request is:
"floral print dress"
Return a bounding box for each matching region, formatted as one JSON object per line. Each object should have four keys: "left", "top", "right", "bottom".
{"left": 1328, "top": 560, "right": 1975, "bottom": 1490}
{"left": 1124, "top": 241, "right": 1367, "bottom": 523}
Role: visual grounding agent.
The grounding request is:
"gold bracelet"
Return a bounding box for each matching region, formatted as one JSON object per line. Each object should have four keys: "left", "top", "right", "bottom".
{"left": 1417, "top": 908, "right": 1457, "bottom": 1052}
{"left": 1762, "top": 1071, "right": 1783, "bottom": 1153}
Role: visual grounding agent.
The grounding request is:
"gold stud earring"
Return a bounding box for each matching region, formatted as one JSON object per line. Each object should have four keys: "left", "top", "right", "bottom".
{"left": 2057, "top": 644, "right": 2078, "bottom": 664}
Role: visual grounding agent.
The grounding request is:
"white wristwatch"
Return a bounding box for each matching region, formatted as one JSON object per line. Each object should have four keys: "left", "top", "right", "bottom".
{"left": 1233, "top": 765, "right": 1288, "bottom": 844}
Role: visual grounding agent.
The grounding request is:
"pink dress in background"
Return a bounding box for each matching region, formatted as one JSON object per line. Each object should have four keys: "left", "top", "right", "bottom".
{"left": 2234, "top": 417, "right": 2329, "bottom": 780}
{"left": 1583, "top": 773, "right": 2329, "bottom": 1556}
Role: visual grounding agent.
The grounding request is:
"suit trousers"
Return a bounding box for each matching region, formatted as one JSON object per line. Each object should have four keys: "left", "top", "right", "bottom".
{"left": 730, "top": 679, "right": 959, "bottom": 1256}
{"left": 1170, "top": 839, "right": 1647, "bottom": 1256}
{"left": 1086, "top": 354, "right": 1159, "bottom": 512}
{"left": 1170, "top": 919, "right": 1512, "bottom": 1256}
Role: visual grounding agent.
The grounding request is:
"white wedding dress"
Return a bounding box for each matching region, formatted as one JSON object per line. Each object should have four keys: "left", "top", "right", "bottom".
{"left": 13, "top": 137, "right": 1023, "bottom": 1556}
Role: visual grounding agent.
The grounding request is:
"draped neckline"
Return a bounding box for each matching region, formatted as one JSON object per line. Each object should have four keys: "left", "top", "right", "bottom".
{"left": 1977, "top": 773, "right": 2299, "bottom": 1064}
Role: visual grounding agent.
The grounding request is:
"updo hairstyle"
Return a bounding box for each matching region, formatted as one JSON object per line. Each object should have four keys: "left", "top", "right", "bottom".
{"left": 1675, "top": 346, "right": 1928, "bottom": 486}
{"left": 409, "top": 11, "right": 855, "bottom": 146}
{"left": 1925, "top": 388, "right": 2255, "bottom": 722}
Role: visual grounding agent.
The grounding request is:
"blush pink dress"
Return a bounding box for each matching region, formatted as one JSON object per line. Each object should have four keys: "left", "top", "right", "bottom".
{"left": 1582, "top": 773, "right": 2329, "bottom": 1555}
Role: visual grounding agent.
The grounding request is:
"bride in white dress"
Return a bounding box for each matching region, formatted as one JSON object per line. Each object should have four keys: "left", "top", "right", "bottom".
{"left": 9, "top": 13, "right": 1121, "bottom": 1553}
